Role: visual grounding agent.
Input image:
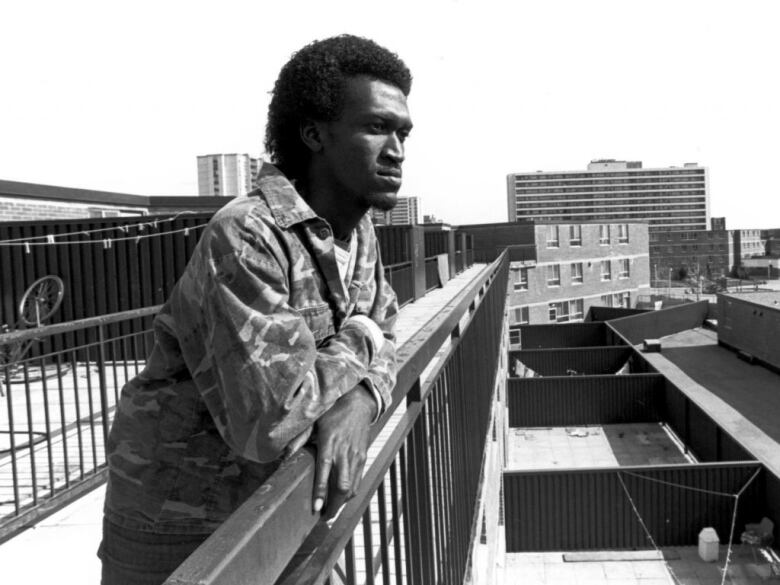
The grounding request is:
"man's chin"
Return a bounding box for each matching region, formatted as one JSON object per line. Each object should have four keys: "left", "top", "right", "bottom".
{"left": 368, "top": 192, "right": 399, "bottom": 212}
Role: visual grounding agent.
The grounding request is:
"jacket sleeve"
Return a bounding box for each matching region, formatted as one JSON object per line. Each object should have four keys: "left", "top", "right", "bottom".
{"left": 171, "top": 211, "right": 388, "bottom": 463}
{"left": 358, "top": 241, "right": 399, "bottom": 420}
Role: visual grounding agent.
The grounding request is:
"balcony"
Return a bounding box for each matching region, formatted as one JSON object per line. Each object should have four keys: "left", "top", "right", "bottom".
{"left": 3, "top": 213, "right": 780, "bottom": 584}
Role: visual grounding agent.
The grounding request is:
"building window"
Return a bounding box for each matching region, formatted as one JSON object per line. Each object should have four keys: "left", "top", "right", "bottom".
{"left": 615, "top": 292, "right": 631, "bottom": 308}
{"left": 547, "top": 264, "right": 561, "bottom": 286}
{"left": 548, "top": 301, "right": 570, "bottom": 323}
{"left": 571, "top": 262, "right": 583, "bottom": 284}
{"left": 600, "top": 260, "right": 612, "bottom": 281}
{"left": 570, "top": 298, "right": 584, "bottom": 320}
{"left": 513, "top": 267, "right": 528, "bottom": 291}
{"left": 599, "top": 224, "right": 610, "bottom": 245}
{"left": 513, "top": 306, "right": 529, "bottom": 325}
{"left": 569, "top": 225, "right": 582, "bottom": 246}
{"left": 546, "top": 225, "right": 559, "bottom": 248}
{"left": 617, "top": 224, "right": 629, "bottom": 243}
{"left": 618, "top": 258, "right": 630, "bottom": 279}
{"left": 509, "top": 328, "right": 521, "bottom": 346}
{"left": 600, "top": 294, "right": 613, "bottom": 307}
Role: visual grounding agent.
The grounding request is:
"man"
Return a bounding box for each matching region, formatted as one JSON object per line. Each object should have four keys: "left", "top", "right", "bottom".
{"left": 99, "top": 35, "right": 413, "bottom": 584}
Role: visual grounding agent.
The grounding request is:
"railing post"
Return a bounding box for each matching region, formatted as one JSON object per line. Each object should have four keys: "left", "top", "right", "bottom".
{"left": 447, "top": 229, "right": 456, "bottom": 278}
{"left": 410, "top": 226, "right": 426, "bottom": 301}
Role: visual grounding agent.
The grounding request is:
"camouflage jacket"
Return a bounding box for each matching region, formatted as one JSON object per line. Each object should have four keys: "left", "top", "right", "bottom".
{"left": 104, "top": 164, "right": 398, "bottom": 534}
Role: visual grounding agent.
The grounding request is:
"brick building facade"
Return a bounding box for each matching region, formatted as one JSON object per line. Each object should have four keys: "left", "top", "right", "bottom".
{"left": 459, "top": 221, "right": 651, "bottom": 327}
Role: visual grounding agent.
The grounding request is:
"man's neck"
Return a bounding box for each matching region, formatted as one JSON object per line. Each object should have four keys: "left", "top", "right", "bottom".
{"left": 298, "top": 177, "right": 366, "bottom": 241}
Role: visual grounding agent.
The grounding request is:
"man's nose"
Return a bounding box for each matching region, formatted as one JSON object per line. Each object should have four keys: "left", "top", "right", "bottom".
{"left": 382, "top": 133, "right": 404, "bottom": 164}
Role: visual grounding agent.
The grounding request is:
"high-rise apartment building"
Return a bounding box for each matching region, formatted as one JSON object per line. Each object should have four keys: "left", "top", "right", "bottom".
{"left": 197, "top": 154, "right": 263, "bottom": 197}
{"left": 507, "top": 160, "right": 709, "bottom": 232}
{"left": 371, "top": 196, "right": 419, "bottom": 225}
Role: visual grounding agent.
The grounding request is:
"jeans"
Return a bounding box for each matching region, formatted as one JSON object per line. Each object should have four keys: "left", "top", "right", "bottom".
{"left": 98, "top": 518, "right": 210, "bottom": 585}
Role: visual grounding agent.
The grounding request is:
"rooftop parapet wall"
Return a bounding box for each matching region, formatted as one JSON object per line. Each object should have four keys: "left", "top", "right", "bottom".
{"left": 509, "top": 346, "right": 633, "bottom": 376}
{"left": 607, "top": 301, "right": 710, "bottom": 345}
{"left": 513, "top": 322, "right": 607, "bottom": 349}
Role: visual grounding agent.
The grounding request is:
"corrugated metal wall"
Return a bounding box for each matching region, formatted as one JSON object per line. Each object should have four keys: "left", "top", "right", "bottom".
{"left": 507, "top": 374, "right": 664, "bottom": 427}
{"left": 504, "top": 463, "right": 764, "bottom": 551}
{"left": 586, "top": 306, "right": 648, "bottom": 322}
{"left": 516, "top": 323, "right": 607, "bottom": 349}
{"left": 509, "top": 346, "right": 633, "bottom": 376}
{"left": 1, "top": 219, "right": 438, "bottom": 328}
{"left": 0, "top": 214, "right": 211, "bottom": 327}
{"left": 662, "top": 379, "right": 754, "bottom": 463}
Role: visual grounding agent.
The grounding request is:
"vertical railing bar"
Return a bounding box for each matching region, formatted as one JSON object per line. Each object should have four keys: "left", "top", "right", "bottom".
{"left": 362, "top": 503, "right": 375, "bottom": 585}
{"left": 55, "top": 352, "right": 70, "bottom": 488}
{"left": 390, "top": 457, "right": 404, "bottom": 585}
{"left": 4, "top": 364, "right": 21, "bottom": 514}
{"left": 344, "top": 537, "right": 357, "bottom": 585}
{"left": 97, "top": 324, "right": 111, "bottom": 456}
{"left": 400, "top": 444, "right": 414, "bottom": 585}
{"left": 39, "top": 355, "right": 55, "bottom": 497}
{"left": 429, "top": 379, "right": 447, "bottom": 579}
{"left": 22, "top": 360, "right": 38, "bottom": 505}
{"left": 121, "top": 322, "right": 130, "bottom": 394}
{"left": 376, "top": 480, "right": 391, "bottom": 585}
{"left": 110, "top": 332, "right": 120, "bottom": 416}
{"left": 440, "top": 372, "right": 457, "bottom": 585}
{"left": 83, "top": 334, "right": 99, "bottom": 470}
{"left": 70, "top": 348, "right": 85, "bottom": 480}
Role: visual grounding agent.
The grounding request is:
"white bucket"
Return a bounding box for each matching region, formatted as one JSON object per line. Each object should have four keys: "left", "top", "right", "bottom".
{"left": 698, "top": 527, "right": 720, "bottom": 562}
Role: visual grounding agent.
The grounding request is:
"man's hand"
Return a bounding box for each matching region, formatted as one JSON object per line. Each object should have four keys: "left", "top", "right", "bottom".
{"left": 312, "top": 383, "right": 378, "bottom": 517}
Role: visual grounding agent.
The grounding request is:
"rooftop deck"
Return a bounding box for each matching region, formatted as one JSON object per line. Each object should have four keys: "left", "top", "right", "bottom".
{"left": 0, "top": 263, "right": 492, "bottom": 585}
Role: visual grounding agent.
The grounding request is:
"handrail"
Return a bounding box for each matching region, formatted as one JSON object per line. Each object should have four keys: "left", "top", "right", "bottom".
{"left": 0, "top": 305, "right": 160, "bottom": 345}
{"left": 166, "top": 253, "right": 507, "bottom": 585}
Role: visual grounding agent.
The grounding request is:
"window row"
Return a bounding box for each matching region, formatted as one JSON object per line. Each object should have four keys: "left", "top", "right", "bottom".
{"left": 545, "top": 224, "right": 628, "bottom": 248}
{"left": 513, "top": 258, "right": 633, "bottom": 290}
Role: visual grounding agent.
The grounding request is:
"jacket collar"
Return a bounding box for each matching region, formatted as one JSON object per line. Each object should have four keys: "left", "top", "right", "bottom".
{"left": 254, "top": 163, "right": 317, "bottom": 228}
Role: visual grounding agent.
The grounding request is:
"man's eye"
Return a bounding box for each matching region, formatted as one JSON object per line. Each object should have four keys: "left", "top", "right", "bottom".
{"left": 370, "top": 122, "right": 387, "bottom": 133}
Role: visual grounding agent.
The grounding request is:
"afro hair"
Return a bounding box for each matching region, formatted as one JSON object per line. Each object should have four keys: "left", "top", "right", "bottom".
{"left": 264, "top": 34, "right": 412, "bottom": 181}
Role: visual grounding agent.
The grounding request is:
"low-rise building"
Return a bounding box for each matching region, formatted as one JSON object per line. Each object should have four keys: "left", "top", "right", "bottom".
{"left": 459, "top": 221, "right": 650, "bottom": 328}
{"left": 0, "top": 179, "right": 228, "bottom": 221}
{"left": 649, "top": 228, "right": 766, "bottom": 282}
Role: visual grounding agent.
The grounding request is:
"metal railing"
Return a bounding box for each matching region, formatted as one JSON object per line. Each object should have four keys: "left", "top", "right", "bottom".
{"left": 0, "top": 307, "right": 156, "bottom": 540}
{"left": 384, "top": 262, "right": 415, "bottom": 308}
{"left": 166, "top": 252, "right": 509, "bottom": 585}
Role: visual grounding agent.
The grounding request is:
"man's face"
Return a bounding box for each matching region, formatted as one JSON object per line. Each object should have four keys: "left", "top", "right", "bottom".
{"left": 318, "top": 76, "right": 413, "bottom": 212}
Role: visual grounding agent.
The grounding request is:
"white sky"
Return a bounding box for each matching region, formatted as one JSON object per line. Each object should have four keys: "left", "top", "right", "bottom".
{"left": 2, "top": 0, "right": 779, "bottom": 228}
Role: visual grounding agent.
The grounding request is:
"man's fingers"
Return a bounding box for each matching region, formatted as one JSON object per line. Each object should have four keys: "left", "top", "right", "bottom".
{"left": 349, "top": 450, "right": 367, "bottom": 496}
{"left": 336, "top": 451, "right": 352, "bottom": 494}
{"left": 313, "top": 456, "right": 333, "bottom": 513}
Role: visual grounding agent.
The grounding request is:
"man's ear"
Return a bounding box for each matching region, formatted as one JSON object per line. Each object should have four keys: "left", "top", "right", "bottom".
{"left": 300, "top": 119, "right": 325, "bottom": 153}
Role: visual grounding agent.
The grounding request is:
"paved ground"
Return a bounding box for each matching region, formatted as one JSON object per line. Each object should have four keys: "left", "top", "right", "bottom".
{"left": 503, "top": 546, "right": 780, "bottom": 585}
{"left": 506, "top": 424, "right": 692, "bottom": 470}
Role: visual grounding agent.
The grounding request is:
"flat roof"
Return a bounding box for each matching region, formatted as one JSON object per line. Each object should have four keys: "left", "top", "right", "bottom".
{"left": 0, "top": 179, "right": 229, "bottom": 209}
{"left": 720, "top": 291, "right": 780, "bottom": 310}
{"left": 643, "top": 327, "right": 780, "bottom": 475}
